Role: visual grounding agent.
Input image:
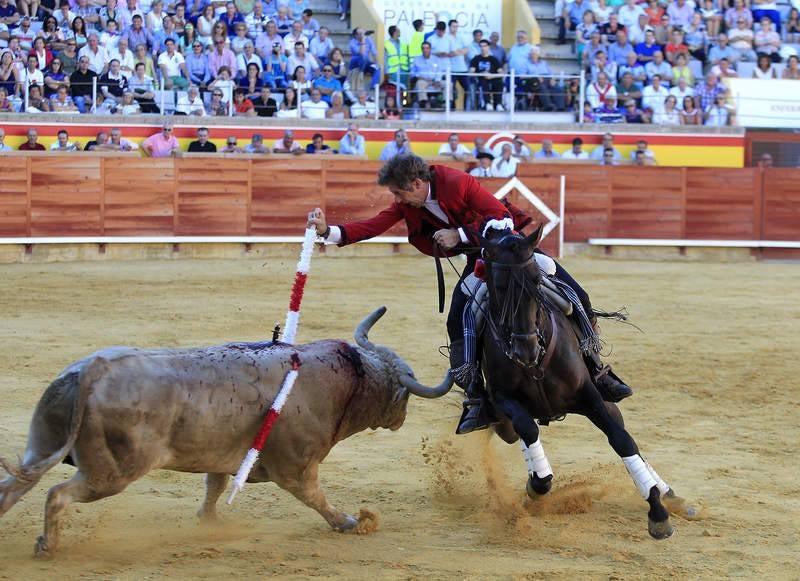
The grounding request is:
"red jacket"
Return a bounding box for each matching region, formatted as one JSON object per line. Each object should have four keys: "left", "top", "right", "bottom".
{"left": 337, "top": 165, "right": 532, "bottom": 257}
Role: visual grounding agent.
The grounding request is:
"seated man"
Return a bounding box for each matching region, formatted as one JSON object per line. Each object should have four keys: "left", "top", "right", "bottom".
{"left": 306, "top": 154, "right": 633, "bottom": 435}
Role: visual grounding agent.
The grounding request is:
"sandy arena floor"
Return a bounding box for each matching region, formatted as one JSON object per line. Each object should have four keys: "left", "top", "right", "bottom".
{"left": 0, "top": 254, "right": 798, "bottom": 580}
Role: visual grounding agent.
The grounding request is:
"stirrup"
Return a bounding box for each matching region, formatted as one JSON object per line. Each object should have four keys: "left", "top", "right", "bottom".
{"left": 455, "top": 398, "right": 490, "bottom": 435}
{"left": 594, "top": 365, "right": 633, "bottom": 403}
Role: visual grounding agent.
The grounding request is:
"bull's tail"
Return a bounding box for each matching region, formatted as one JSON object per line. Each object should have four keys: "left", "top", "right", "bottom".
{"left": 0, "top": 357, "right": 103, "bottom": 518}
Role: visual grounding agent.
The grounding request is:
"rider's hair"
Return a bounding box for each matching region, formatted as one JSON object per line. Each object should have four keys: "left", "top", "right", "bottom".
{"left": 377, "top": 154, "right": 433, "bottom": 190}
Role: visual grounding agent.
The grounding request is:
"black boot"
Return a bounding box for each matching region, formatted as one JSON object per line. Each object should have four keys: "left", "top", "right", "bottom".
{"left": 587, "top": 353, "right": 633, "bottom": 403}
{"left": 455, "top": 373, "right": 493, "bottom": 435}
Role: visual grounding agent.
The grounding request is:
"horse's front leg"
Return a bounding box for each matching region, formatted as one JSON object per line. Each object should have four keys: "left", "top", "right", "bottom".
{"left": 581, "top": 387, "right": 673, "bottom": 540}
{"left": 493, "top": 392, "right": 554, "bottom": 496}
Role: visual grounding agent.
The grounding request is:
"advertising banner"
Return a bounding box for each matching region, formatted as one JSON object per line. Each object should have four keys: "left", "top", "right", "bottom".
{"left": 370, "top": 0, "right": 502, "bottom": 45}
{"left": 729, "top": 79, "right": 800, "bottom": 128}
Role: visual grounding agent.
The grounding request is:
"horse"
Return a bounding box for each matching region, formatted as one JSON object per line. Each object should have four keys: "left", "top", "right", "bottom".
{"left": 401, "top": 225, "right": 696, "bottom": 539}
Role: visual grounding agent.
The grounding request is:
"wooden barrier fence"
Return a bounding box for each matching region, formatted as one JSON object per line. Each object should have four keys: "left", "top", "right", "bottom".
{"left": 1, "top": 156, "right": 798, "bottom": 253}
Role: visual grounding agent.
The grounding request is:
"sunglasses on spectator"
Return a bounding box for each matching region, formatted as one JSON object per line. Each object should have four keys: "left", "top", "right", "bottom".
{"left": 323, "top": 67, "right": 332, "bottom": 72}
{"left": 163, "top": 127, "right": 173, "bottom": 132}
{"left": 227, "top": 140, "right": 236, "bottom": 145}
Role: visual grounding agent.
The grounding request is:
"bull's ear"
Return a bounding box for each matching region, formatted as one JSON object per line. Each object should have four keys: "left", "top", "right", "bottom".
{"left": 524, "top": 223, "right": 544, "bottom": 250}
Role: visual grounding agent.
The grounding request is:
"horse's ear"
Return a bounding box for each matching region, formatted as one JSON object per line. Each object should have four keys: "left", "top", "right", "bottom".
{"left": 524, "top": 223, "right": 544, "bottom": 250}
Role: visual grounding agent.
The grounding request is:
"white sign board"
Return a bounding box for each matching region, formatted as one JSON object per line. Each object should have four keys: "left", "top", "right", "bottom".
{"left": 370, "top": 0, "right": 502, "bottom": 46}
{"left": 729, "top": 79, "right": 800, "bottom": 128}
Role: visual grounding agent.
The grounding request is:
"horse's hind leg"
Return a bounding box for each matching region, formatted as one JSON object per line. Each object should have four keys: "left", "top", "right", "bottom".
{"left": 581, "top": 386, "right": 673, "bottom": 539}
{"left": 494, "top": 393, "right": 553, "bottom": 496}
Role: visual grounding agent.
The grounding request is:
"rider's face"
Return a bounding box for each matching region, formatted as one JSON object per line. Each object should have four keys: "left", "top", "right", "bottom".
{"left": 388, "top": 178, "right": 428, "bottom": 207}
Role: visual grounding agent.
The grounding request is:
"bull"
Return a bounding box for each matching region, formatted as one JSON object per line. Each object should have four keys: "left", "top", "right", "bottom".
{"left": 0, "top": 307, "right": 451, "bottom": 557}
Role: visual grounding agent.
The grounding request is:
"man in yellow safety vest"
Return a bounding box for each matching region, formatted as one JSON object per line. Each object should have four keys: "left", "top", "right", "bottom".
{"left": 408, "top": 19, "right": 425, "bottom": 60}
{"left": 384, "top": 25, "right": 409, "bottom": 87}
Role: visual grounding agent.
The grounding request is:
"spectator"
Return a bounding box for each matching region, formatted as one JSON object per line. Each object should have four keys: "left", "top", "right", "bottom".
{"left": 301, "top": 87, "right": 328, "bottom": 119}
{"left": 783, "top": 55, "right": 800, "bottom": 80}
{"left": 209, "top": 65, "right": 235, "bottom": 103}
{"left": 645, "top": 50, "right": 672, "bottom": 84}
{"left": 265, "top": 41, "right": 289, "bottom": 89}
{"left": 752, "top": 0, "right": 781, "bottom": 32}
{"left": 522, "top": 48, "right": 564, "bottom": 111}
{"left": 142, "top": 123, "right": 179, "bottom": 157}
{"left": 469, "top": 38, "right": 504, "bottom": 111}
{"left": 185, "top": 39, "right": 211, "bottom": 89}
{"left": 22, "top": 54, "right": 43, "bottom": 90}
{"left": 0, "top": 0, "right": 19, "bottom": 27}
{"left": 251, "top": 85, "right": 277, "bottom": 117}
{"left": 146, "top": 0, "right": 167, "bottom": 34}
{"left": 786, "top": 9, "right": 800, "bottom": 45}
{"left": 384, "top": 24, "right": 409, "bottom": 87}
{"left": 576, "top": 10, "right": 598, "bottom": 64}
{"left": 510, "top": 135, "right": 532, "bottom": 160}
{"left": 671, "top": 53, "right": 694, "bottom": 87}
{"left": 757, "top": 152, "right": 774, "bottom": 167}
{"left": 562, "top": 137, "right": 589, "bottom": 160}
{"left": 628, "top": 13, "right": 650, "bottom": 45}
{"left": 244, "top": 133, "right": 270, "bottom": 154}
{"left": 30, "top": 37, "right": 54, "bottom": 71}
{"left": 0, "top": 51, "right": 20, "bottom": 99}
{"left": 273, "top": 129, "right": 304, "bottom": 154}
{"left": 654, "top": 13, "right": 671, "bottom": 45}
{"left": 118, "top": 91, "right": 140, "bottom": 114}
{"left": 472, "top": 137, "right": 491, "bottom": 157}
{"left": 381, "top": 94, "right": 400, "bottom": 120}
{"left": 591, "top": 50, "right": 617, "bottom": 84}
{"left": 507, "top": 29, "right": 535, "bottom": 71}
{"left": 326, "top": 90, "right": 349, "bottom": 119}
{"left": 729, "top": 17, "right": 757, "bottom": 62}
{"left": 630, "top": 140, "right": 655, "bottom": 163}
{"left": 600, "top": 13, "right": 626, "bottom": 45}
{"left": 666, "top": 0, "right": 693, "bottom": 30}
{"left": 309, "top": 26, "right": 334, "bottom": 64}
{"left": 273, "top": 5, "right": 293, "bottom": 36}
{"left": 108, "top": 37, "right": 135, "bottom": 80}
{"left": 206, "top": 88, "right": 228, "bottom": 115}
{"left": 684, "top": 12, "right": 708, "bottom": 62}
{"left": 290, "top": 64, "right": 311, "bottom": 97}
{"left": 618, "top": 0, "right": 645, "bottom": 30}
{"left": 232, "top": 87, "right": 255, "bottom": 116}
{"left": 231, "top": 23, "right": 251, "bottom": 55}
{"left": 410, "top": 41, "right": 443, "bottom": 109}
{"left": 155, "top": 15, "right": 180, "bottom": 54}
{"left": 313, "top": 63, "right": 342, "bottom": 105}
{"left": 724, "top": 0, "right": 753, "bottom": 31}
{"left": 209, "top": 35, "right": 237, "bottom": 78}
{"left": 617, "top": 71, "right": 643, "bottom": 104}
{"left": 339, "top": 122, "right": 365, "bottom": 156}
{"left": 284, "top": 20, "right": 309, "bottom": 54}
{"left": 654, "top": 94, "right": 681, "bottom": 125}
{"left": 600, "top": 148, "right": 617, "bottom": 166}
{"left": 712, "top": 58, "right": 738, "bottom": 79}
{"left": 590, "top": 133, "right": 621, "bottom": 161}
{"left": 176, "top": 84, "right": 206, "bottom": 116}
{"left": 470, "top": 152, "right": 495, "bottom": 177}
{"left": 107, "top": 128, "right": 138, "bottom": 151}
{"left": 694, "top": 71, "right": 725, "bottom": 110}
{"left": 492, "top": 144, "right": 520, "bottom": 177}
{"left": 348, "top": 27, "right": 379, "bottom": 87}
{"left": 196, "top": 4, "right": 216, "bottom": 48}
{"left": 26, "top": 83, "right": 50, "bottom": 112}
{"left": 467, "top": 28, "right": 484, "bottom": 63}
{"left": 255, "top": 19, "right": 282, "bottom": 60}
{"left": 78, "top": 32, "right": 107, "bottom": 75}
{"left": 438, "top": 133, "right": 471, "bottom": 160}
{"left": 50, "top": 82, "right": 79, "bottom": 112}
{"left": 608, "top": 29, "right": 635, "bottom": 67}
{"left": 594, "top": 0, "right": 613, "bottom": 25}
{"left": 69, "top": 16, "right": 89, "bottom": 50}
{"left": 445, "top": 19, "right": 470, "bottom": 109}
{"left": 349, "top": 89, "right": 376, "bottom": 118}
{"left": 706, "top": 94, "right": 733, "bottom": 125}
{"left": 128, "top": 61, "right": 159, "bottom": 113}
{"left": 754, "top": 17, "right": 781, "bottom": 63}
{"left": 582, "top": 32, "right": 607, "bottom": 70}
{"left": 753, "top": 53, "right": 778, "bottom": 79}
{"left": 99, "top": 58, "right": 128, "bottom": 108}
{"left": 238, "top": 62, "right": 264, "bottom": 98}
{"left": 0, "top": 86, "right": 15, "bottom": 113}
{"left": 158, "top": 38, "right": 188, "bottom": 90}
{"left": 221, "top": 136, "right": 243, "bottom": 154}
{"left": 586, "top": 72, "right": 617, "bottom": 110}
{"left": 708, "top": 33, "right": 736, "bottom": 67}
{"left": 19, "top": 128, "right": 45, "bottom": 150}
{"left": 218, "top": 2, "right": 244, "bottom": 37}
{"left": 595, "top": 95, "right": 625, "bottom": 121}
{"left": 134, "top": 43, "right": 159, "bottom": 87}
{"left": 236, "top": 42, "right": 262, "bottom": 77}
{"left": 635, "top": 27, "right": 661, "bottom": 65}
{"left": 306, "top": 132, "right": 334, "bottom": 155}
{"left": 59, "top": 39, "right": 79, "bottom": 75}
{"left": 642, "top": 73, "right": 668, "bottom": 116}
{"left": 14, "top": 16, "right": 36, "bottom": 52}
{"left": 277, "top": 86, "right": 299, "bottom": 117}
{"left": 664, "top": 29, "right": 690, "bottom": 66}
{"left": 84, "top": 131, "right": 108, "bottom": 150}
{"left": 669, "top": 76, "right": 694, "bottom": 108}
{"left": 623, "top": 99, "right": 646, "bottom": 122}
{"left": 379, "top": 129, "right": 412, "bottom": 161}
{"left": 558, "top": 0, "right": 588, "bottom": 44}
{"left": 534, "top": 139, "right": 561, "bottom": 160}
{"left": 0, "top": 127, "right": 11, "bottom": 151}
{"left": 632, "top": 150, "right": 647, "bottom": 166}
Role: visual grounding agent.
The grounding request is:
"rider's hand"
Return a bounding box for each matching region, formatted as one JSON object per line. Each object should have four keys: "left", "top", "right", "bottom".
{"left": 433, "top": 229, "right": 461, "bottom": 250}
{"left": 307, "top": 208, "right": 328, "bottom": 236}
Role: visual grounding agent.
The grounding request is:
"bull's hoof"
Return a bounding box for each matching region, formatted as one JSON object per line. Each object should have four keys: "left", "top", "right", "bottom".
{"left": 526, "top": 473, "right": 553, "bottom": 498}
{"left": 334, "top": 514, "right": 358, "bottom": 533}
{"left": 196, "top": 508, "right": 220, "bottom": 524}
{"left": 648, "top": 517, "right": 674, "bottom": 540}
{"left": 34, "top": 536, "right": 53, "bottom": 559}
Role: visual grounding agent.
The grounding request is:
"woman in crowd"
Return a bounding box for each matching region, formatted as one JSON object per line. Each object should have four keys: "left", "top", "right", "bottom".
{"left": 49, "top": 83, "right": 79, "bottom": 112}
{"left": 59, "top": 39, "right": 78, "bottom": 74}
{"left": 238, "top": 62, "right": 264, "bottom": 98}
{"left": 41, "top": 16, "right": 67, "bottom": 52}
{"left": 576, "top": 10, "right": 598, "bottom": 65}
{"left": 671, "top": 53, "right": 694, "bottom": 87}
{"left": 684, "top": 12, "right": 708, "bottom": 62}
{"left": 119, "top": 90, "right": 141, "bottom": 114}
{"left": 197, "top": 4, "right": 217, "bottom": 48}
{"left": 173, "top": 3, "right": 187, "bottom": 34}
{"left": 135, "top": 43, "right": 160, "bottom": 88}
{"left": 381, "top": 93, "right": 400, "bottom": 120}
{"left": 680, "top": 95, "right": 702, "bottom": 125}
{"left": 291, "top": 65, "right": 312, "bottom": 99}
{"left": 265, "top": 41, "right": 288, "bottom": 88}
{"left": 180, "top": 23, "right": 199, "bottom": 54}
{"left": 0, "top": 86, "right": 15, "bottom": 113}
{"left": 654, "top": 94, "right": 680, "bottom": 125}
{"left": 206, "top": 88, "right": 229, "bottom": 115}
{"left": 644, "top": 0, "right": 665, "bottom": 26}
{"left": 0, "top": 50, "right": 20, "bottom": 99}
{"left": 68, "top": 16, "right": 89, "bottom": 50}
{"left": 782, "top": 54, "right": 800, "bottom": 79}
{"left": 278, "top": 86, "right": 299, "bottom": 117}
{"left": 43, "top": 57, "right": 69, "bottom": 98}
{"left": 211, "top": 21, "right": 230, "bottom": 47}
{"left": 700, "top": 0, "right": 722, "bottom": 39}
{"left": 26, "top": 84, "right": 50, "bottom": 113}
{"left": 753, "top": 53, "right": 778, "bottom": 79}
{"left": 146, "top": 0, "right": 167, "bottom": 33}
{"left": 786, "top": 9, "right": 800, "bottom": 44}
{"left": 209, "top": 65, "right": 235, "bottom": 102}
{"left": 232, "top": 87, "right": 256, "bottom": 116}
{"left": 328, "top": 47, "right": 349, "bottom": 84}
{"left": 29, "top": 37, "right": 53, "bottom": 71}
{"left": 326, "top": 90, "right": 349, "bottom": 119}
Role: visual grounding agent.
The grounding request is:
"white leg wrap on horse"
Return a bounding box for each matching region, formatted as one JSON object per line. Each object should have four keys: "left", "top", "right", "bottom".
{"left": 520, "top": 438, "right": 553, "bottom": 478}
{"left": 623, "top": 455, "right": 658, "bottom": 499}
{"left": 644, "top": 459, "right": 670, "bottom": 495}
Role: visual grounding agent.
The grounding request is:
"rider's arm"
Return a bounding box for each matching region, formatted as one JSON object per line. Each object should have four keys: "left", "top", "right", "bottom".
{"left": 333, "top": 204, "right": 405, "bottom": 246}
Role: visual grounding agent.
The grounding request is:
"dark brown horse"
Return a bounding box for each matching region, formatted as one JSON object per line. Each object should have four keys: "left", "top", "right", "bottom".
{"left": 401, "top": 226, "right": 696, "bottom": 539}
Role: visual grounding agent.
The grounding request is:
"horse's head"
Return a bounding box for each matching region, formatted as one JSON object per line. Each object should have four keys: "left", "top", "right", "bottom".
{"left": 480, "top": 224, "right": 545, "bottom": 368}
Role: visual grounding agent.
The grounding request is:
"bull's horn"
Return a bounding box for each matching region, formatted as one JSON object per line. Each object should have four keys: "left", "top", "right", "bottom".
{"left": 399, "top": 371, "right": 455, "bottom": 399}
{"left": 354, "top": 306, "right": 388, "bottom": 351}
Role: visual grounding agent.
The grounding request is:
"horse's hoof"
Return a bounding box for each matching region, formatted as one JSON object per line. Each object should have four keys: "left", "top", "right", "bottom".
{"left": 33, "top": 536, "right": 53, "bottom": 559}
{"left": 334, "top": 514, "right": 358, "bottom": 533}
{"left": 526, "top": 473, "right": 553, "bottom": 497}
{"left": 648, "top": 517, "right": 674, "bottom": 540}
{"left": 662, "top": 491, "right": 701, "bottom": 520}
